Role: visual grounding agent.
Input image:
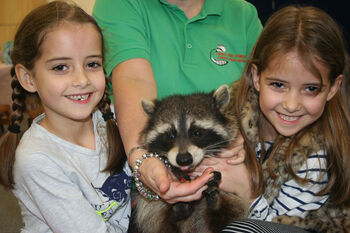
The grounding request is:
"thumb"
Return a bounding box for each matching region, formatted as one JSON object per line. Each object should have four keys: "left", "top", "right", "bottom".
{"left": 155, "top": 168, "right": 171, "bottom": 194}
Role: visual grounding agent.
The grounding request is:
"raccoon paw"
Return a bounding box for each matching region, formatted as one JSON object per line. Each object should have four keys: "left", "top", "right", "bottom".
{"left": 206, "top": 171, "right": 221, "bottom": 187}
{"left": 171, "top": 202, "right": 194, "bottom": 222}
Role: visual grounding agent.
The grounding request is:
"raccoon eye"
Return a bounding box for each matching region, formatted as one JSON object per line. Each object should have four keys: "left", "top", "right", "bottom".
{"left": 191, "top": 129, "right": 202, "bottom": 137}
{"left": 167, "top": 131, "right": 176, "bottom": 140}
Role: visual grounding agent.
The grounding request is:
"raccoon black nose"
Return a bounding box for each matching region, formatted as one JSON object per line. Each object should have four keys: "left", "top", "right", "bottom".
{"left": 176, "top": 153, "right": 193, "bottom": 166}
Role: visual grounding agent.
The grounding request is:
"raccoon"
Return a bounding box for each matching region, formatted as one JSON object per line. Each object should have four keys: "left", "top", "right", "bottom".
{"left": 134, "top": 84, "right": 250, "bottom": 233}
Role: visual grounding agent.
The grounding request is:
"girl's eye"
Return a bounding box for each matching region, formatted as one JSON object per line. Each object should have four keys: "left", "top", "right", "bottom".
{"left": 87, "top": 62, "right": 102, "bottom": 69}
{"left": 52, "top": 64, "right": 67, "bottom": 71}
{"left": 270, "top": 82, "right": 285, "bottom": 88}
{"left": 305, "top": 86, "right": 319, "bottom": 93}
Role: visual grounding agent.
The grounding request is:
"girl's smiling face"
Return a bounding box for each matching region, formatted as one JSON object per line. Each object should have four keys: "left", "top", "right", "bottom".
{"left": 18, "top": 22, "right": 105, "bottom": 128}
{"left": 252, "top": 51, "right": 342, "bottom": 138}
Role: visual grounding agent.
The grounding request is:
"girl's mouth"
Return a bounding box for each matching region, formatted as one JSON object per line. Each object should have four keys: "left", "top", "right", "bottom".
{"left": 278, "top": 112, "right": 301, "bottom": 123}
{"left": 65, "top": 93, "right": 92, "bottom": 103}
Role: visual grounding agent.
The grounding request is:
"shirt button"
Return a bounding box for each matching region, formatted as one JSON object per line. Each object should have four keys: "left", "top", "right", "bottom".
{"left": 187, "top": 43, "right": 192, "bottom": 49}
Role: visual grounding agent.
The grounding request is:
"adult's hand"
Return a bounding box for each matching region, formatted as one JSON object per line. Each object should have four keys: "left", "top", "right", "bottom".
{"left": 189, "top": 132, "right": 253, "bottom": 200}
{"left": 138, "top": 154, "right": 214, "bottom": 204}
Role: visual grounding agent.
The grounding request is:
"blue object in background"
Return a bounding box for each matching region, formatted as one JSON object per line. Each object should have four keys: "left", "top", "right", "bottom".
{"left": 4, "top": 41, "right": 14, "bottom": 65}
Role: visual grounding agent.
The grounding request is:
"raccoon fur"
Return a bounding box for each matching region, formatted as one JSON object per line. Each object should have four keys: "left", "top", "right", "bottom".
{"left": 134, "top": 84, "right": 250, "bottom": 233}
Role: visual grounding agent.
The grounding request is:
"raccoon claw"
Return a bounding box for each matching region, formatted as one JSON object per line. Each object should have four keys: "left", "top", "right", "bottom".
{"left": 206, "top": 171, "right": 221, "bottom": 187}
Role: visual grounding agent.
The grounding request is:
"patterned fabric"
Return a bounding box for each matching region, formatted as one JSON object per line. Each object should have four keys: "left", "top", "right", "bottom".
{"left": 221, "top": 219, "right": 311, "bottom": 233}
{"left": 250, "top": 142, "right": 328, "bottom": 221}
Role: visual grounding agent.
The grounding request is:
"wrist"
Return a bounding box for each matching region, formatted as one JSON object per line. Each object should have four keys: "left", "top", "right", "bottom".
{"left": 132, "top": 152, "right": 171, "bottom": 200}
{"left": 127, "top": 146, "right": 147, "bottom": 167}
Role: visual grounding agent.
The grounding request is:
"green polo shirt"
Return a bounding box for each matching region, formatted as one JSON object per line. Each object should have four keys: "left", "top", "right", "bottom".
{"left": 93, "top": 0, "right": 262, "bottom": 99}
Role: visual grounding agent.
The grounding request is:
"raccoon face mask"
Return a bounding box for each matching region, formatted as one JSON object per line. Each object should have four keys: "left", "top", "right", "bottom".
{"left": 139, "top": 84, "right": 239, "bottom": 171}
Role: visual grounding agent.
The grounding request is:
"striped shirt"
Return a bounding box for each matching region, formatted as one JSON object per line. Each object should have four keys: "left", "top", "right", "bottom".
{"left": 249, "top": 142, "right": 329, "bottom": 221}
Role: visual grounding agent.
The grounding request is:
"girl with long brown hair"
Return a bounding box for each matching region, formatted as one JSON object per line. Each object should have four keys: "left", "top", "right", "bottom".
{"left": 0, "top": 1, "right": 131, "bottom": 232}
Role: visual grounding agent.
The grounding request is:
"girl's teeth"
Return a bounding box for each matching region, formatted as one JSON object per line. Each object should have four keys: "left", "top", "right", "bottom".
{"left": 69, "top": 94, "right": 89, "bottom": 101}
{"left": 279, "top": 113, "right": 298, "bottom": 121}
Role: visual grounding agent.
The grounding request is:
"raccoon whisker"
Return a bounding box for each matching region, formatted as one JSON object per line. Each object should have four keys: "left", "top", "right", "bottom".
{"left": 153, "top": 151, "right": 168, "bottom": 157}
{"left": 203, "top": 150, "right": 225, "bottom": 157}
{"left": 204, "top": 149, "right": 225, "bottom": 153}
{"left": 203, "top": 138, "right": 237, "bottom": 150}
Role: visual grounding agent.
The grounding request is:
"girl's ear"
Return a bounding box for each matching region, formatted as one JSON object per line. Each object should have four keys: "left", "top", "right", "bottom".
{"left": 326, "top": 74, "right": 343, "bottom": 101}
{"left": 251, "top": 64, "right": 260, "bottom": 92}
{"left": 15, "top": 64, "right": 37, "bottom": 93}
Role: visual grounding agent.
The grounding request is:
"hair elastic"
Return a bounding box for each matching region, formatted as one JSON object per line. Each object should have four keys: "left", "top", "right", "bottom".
{"left": 102, "top": 111, "right": 114, "bottom": 121}
{"left": 8, "top": 124, "right": 20, "bottom": 134}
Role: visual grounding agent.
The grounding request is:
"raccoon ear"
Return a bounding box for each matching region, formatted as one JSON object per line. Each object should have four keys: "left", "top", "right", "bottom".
{"left": 213, "top": 84, "right": 230, "bottom": 111}
{"left": 141, "top": 99, "right": 155, "bottom": 116}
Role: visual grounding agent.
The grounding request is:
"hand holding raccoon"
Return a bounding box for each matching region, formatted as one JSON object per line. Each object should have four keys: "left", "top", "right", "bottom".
{"left": 188, "top": 134, "right": 253, "bottom": 198}
{"left": 134, "top": 84, "right": 250, "bottom": 233}
{"left": 134, "top": 150, "right": 215, "bottom": 204}
{"left": 189, "top": 155, "right": 252, "bottom": 198}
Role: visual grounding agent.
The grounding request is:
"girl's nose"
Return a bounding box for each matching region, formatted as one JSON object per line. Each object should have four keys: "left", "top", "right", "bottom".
{"left": 72, "top": 68, "right": 90, "bottom": 87}
{"left": 282, "top": 91, "right": 302, "bottom": 112}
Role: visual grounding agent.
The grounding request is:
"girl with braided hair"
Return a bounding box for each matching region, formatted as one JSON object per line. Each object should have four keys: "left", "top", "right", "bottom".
{"left": 0, "top": 1, "right": 131, "bottom": 232}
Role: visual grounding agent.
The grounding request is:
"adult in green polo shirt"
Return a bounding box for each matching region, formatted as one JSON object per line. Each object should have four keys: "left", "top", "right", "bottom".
{"left": 94, "top": 0, "right": 262, "bottom": 99}
{"left": 93, "top": 0, "right": 261, "bottom": 208}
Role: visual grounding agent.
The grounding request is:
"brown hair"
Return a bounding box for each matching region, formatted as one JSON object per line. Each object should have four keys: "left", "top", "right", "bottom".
{"left": 0, "top": 1, "right": 126, "bottom": 190}
{"left": 237, "top": 6, "right": 350, "bottom": 206}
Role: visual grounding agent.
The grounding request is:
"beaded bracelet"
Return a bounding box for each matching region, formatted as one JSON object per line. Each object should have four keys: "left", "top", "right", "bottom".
{"left": 133, "top": 152, "right": 171, "bottom": 201}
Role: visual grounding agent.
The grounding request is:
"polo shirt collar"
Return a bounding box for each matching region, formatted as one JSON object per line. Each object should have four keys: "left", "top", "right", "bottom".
{"left": 203, "top": 0, "right": 224, "bottom": 16}
{"left": 159, "top": 0, "right": 224, "bottom": 16}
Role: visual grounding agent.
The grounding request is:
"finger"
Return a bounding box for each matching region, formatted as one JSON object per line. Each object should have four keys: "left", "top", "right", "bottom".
{"left": 162, "top": 168, "right": 214, "bottom": 200}
{"left": 163, "top": 185, "right": 208, "bottom": 204}
{"left": 140, "top": 158, "right": 170, "bottom": 194}
{"left": 156, "top": 173, "right": 171, "bottom": 194}
{"left": 227, "top": 149, "right": 246, "bottom": 165}
{"left": 188, "top": 171, "right": 204, "bottom": 178}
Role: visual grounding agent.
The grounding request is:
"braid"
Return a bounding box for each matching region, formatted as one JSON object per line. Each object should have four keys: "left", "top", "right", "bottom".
{"left": 0, "top": 70, "right": 27, "bottom": 189}
{"left": 9, "top": 72, "right": 27, "bottom": 131}
{"left": 98, "top": 84, "right": 113, "bottom": 120}
{"left": 98, "top": 78, "right": 126, "bottom": 174}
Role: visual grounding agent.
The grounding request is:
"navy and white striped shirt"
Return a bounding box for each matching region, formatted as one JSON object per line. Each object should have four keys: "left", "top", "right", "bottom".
{"left": 249, "top": 142, "right": 329, "bottom": 221}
